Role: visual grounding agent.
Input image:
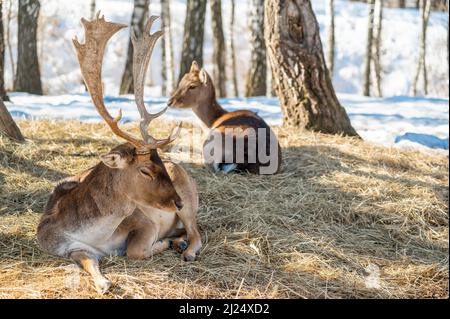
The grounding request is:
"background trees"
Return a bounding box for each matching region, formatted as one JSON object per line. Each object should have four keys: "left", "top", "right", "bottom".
{"left": 210, "top": 0, "right": 227, "bottom": 98}
{"left": 265, "top": 0, "right": 358, "bottom": 136}
{"left": 413, "top": 0, "right": 432, "bottom": 96}
{"left": 120, "top": 0, "right": 150, "bottom": 95}
{"left": 160, "top": 0, "right": 175, "bottom": 96}
{"left": 0, "top": 0, "right": 9, "bottom": 101}
{"left": 245, "top": 0, "right": 267, "bottom": 97}
{"left": 14, "top": 0, "right": 42, "bottom": 95}
{"left": 229, "top": 0, "right": 239, "bottom": 97}
{"left": 0, "top": 0, "right": 447, "bottom": 139}
{"left": 326, "top": 0, "right": 335, "bottom": 78}
{"left": 178, "top": 0, "right": 207, "bottom": 84}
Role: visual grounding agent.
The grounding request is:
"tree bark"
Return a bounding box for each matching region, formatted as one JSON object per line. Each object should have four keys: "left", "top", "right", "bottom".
{"left": 5, "top": 0, "right": 14, "bottom": 85}
{"left": 326, "top": 0, "right": 335, "bottom": 78}
{"left": 14, "top": 0, "right": 42, "bottom": 95}
{"left": 210, "top": 0, "right": 227, "bottom": 97}
{"left": 363, "top": 0, "right": 375, "bottom": 96}
{"left": 0, "top": 98, "right": 24, "bottom": 142}
{"left": 0, "top": 1, "right": 9, "bottom": 101}
{"left": 90, "top": 0, "right": 96, "bottom": 19}
{"left": 119, "top": 0, "right": 150, "bottom": 95}
{"left": 229, "top": 0, "right": 239, "bottom": 97}
{"left": 245, "top": 0, "right": 267, "bottom": 97}
{"left": 265, "top": 0, "right": 359, "bottom": 137}
{"left": 373, "top": 0, "right": 383, "bottom": 97}
{"left": 161, "top": 0, "right": 175, "bottom": 96}
{"left": 178, "top": 0, "right": 207, "bottom": 84}
{"left": 413, "top": 0, "right": 432, "bottom": 96}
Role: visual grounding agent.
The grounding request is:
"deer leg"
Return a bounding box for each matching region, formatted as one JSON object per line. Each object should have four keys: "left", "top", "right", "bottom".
{"left": 126, "top": 224, "right": 171, "bottom": 259}
{"left": 170, "top": 231, "right": 189, "bottom": 253}
{"left": 70, "top": 250, "right": 111, "bottom": 295}
{"left": 175, "top": 214, "right": 202, "bottom": 261}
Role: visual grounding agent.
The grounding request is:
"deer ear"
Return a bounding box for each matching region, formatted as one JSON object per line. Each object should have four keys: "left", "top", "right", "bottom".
{"left": 199, "top": 69, "right": 209, "bottom": 85}
{"left": 190, "top": 61, "right": 200, "bottom": 73}
{"left": 100, "top": 152, "right": 128, "bottom": 169}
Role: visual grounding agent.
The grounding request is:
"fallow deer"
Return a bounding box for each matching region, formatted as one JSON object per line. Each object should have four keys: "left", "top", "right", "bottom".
{"left": 168, "top": 62, "right": 282, "bottom": 175}
{"left": 37, "top": 13, "right": 202, "bottom": 294}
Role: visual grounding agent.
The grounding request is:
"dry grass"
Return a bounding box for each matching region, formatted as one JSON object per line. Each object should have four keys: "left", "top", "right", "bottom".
{"left": 0, "top": 119, "right": 448, "bottom": 299}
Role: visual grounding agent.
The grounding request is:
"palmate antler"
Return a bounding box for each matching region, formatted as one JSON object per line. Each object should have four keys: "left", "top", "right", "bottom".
{"left": 132, "top": 16, "right": 182, "bottom": 150}
{"left": 73, "top": 12, "right": 180, "bottom": 153}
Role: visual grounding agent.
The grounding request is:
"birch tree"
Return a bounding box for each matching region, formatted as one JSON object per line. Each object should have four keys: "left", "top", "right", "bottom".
{"left": 14, "top": 0, "right": 42, "bottom": 95}
{"left": 245, "top": 0, "right": 266, "bottom": 97}
{"left": 229, "top": 0, "right": 239, "bottom": 97}
{"left": 326, "top": 0, "right": 335, "bottom": 78}
{"left": 0, "top": 1, "right": 9, "bottom": 101}
{"left": 120, "top": 0, "right": 150, "bottom": 95}
{"left": 178, "top": 0, "right": 207, "bottom": 83}
{"left": 210, "top": 0, "right": 227, "bottom": 97}
{"left": 161, "top": 0, "right": 175, "bottom": 96}
{"left": 413, "top": 0, "right": 432, "bottom": 96}
{"left": 363, "top": 0, "right": 375, "bottom": 96}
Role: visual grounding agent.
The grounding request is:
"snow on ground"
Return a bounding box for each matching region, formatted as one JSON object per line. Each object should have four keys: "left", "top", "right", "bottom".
{"left": 6, "top": 93, "right": 449, "bottom": 153}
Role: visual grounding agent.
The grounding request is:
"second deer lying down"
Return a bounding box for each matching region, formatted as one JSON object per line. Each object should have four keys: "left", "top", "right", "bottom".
{"left": 169, "top": 62, "right": 282, "bottom": 175}
{"left": 37, "top": 14, "right": 201, "bottom": 294}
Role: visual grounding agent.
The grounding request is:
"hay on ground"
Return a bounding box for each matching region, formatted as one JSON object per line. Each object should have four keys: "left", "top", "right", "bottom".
{"left": 0, "top": 119, "right": 448, "bottom": 299}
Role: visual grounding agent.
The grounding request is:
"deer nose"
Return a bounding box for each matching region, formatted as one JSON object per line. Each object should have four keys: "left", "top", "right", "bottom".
{"left": 175, "top": 200, "right": 184, "bottom": 211}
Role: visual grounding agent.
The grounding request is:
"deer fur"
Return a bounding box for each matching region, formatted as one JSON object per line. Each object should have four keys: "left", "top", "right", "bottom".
{"left": 37, "top": 145, "right": 202, "bottom": 294}
{"left": 36, "top": 14, "right": 202, "bottom": 295}
{"left": 169, "top": 61, "right": 282, "bottom": 174}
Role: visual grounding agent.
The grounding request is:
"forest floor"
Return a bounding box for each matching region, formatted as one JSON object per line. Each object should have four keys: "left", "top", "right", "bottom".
{"left": 0, "top": 120, "right": 448, "bottom": 298}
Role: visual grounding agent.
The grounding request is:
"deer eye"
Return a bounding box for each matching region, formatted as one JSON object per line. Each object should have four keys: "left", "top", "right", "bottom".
{"left": 188, "top": 85, "right": 197, "bottom": 90}
{"left": 139, "top": 167, "right": 154, "bottom": 179}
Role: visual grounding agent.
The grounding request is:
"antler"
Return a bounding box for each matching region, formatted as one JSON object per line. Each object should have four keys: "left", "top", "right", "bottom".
{"left": 132, "top": 16, "right": 182, "bottom": 150}
{"left": 73, "top": 11, "right": 164, "bottom": 152}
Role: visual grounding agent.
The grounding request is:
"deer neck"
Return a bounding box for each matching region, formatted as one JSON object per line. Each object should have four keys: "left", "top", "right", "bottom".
{"left": 193, "top": 99, "right": 227, "bottom": 128}
{"left": 85, "top": 165, "right": 137, "bottom": 218}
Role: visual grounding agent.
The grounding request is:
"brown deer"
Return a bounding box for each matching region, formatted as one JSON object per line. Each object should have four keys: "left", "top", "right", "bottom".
{"left": 168, "top": 62, "right": 282, "bottom": 175}
{"left": 37, "top": 13, "right": 202, "bottom": 294}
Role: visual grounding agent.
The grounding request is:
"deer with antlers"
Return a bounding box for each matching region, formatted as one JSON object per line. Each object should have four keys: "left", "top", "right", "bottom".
{"left": 37, "top": 13, "right": 202, "bottom": 294}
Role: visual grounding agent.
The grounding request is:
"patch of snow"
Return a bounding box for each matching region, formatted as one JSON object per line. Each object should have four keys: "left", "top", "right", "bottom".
{"left": 5, "top": 93, "right": 449, "bottom": 153}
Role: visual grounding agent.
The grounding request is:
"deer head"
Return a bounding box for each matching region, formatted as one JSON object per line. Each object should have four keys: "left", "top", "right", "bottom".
{"left": 168, "top": 61, "right": 215, "bottom": 110}
{"left": 73, "top": 12, "right": 183, "bottom": 212}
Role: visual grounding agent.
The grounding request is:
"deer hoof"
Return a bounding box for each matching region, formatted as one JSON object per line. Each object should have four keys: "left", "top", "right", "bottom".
{"left": 176, "top": 240, "right": 188, "bottom": 253}
{"left": 182, "top": 252, "right": 196, "bottom": 262}
{"left": 95, "top": 278, "right": 112, "bottom": 295}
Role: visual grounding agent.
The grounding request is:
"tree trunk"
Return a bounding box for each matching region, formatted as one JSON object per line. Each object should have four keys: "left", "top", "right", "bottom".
{"left": 161, "top": 0, "right": 175, "bottom": 96}
{"left": 265, "top": 0, "right": 359, "bottom": 137}
{"left": 363, "top": 0, "right": 375, "bottom": 96}
{"left": 210, "top": 0, "right": 227, "bottom": 97}
{"left": 119, "top": 0, "right": 150, "bottom": 95}
{"left": 14, "top": 0, "right": 42, "bottom": 95}
{"left": 326, "top": 0, "right": 335, "bottom": 78}
{"left": 413, "top": 0, "right": 432, "bottom": 96}
{"left": 373, "top": 0, "right": 383, "bottom": 97}
{"left": 229, "top": 0, "right": 239, "bottom": 97}
{"left": 245, "top": 0, "right": 267, "bottom": 97}
{"left": 90, "top": 0, "right": 96, "bottom": 19}
{"left": 0, "top": 1, "right": 9, "bottom": 101}
{"left": 178, "top": 0, "right": 207, "bottom": 84}
{"left": 5, "top": 0, "right": 14, "bottom": 85}
{"left": 0, "top": 98, "right": 24, "bottom": 142}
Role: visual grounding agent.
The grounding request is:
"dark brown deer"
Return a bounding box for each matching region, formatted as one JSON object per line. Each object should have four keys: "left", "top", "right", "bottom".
{"left": 169, "top": 62, "right": 282, "bottom": 174}
{"left": 37, "top": 13, "right": 201, "bottom": 294}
